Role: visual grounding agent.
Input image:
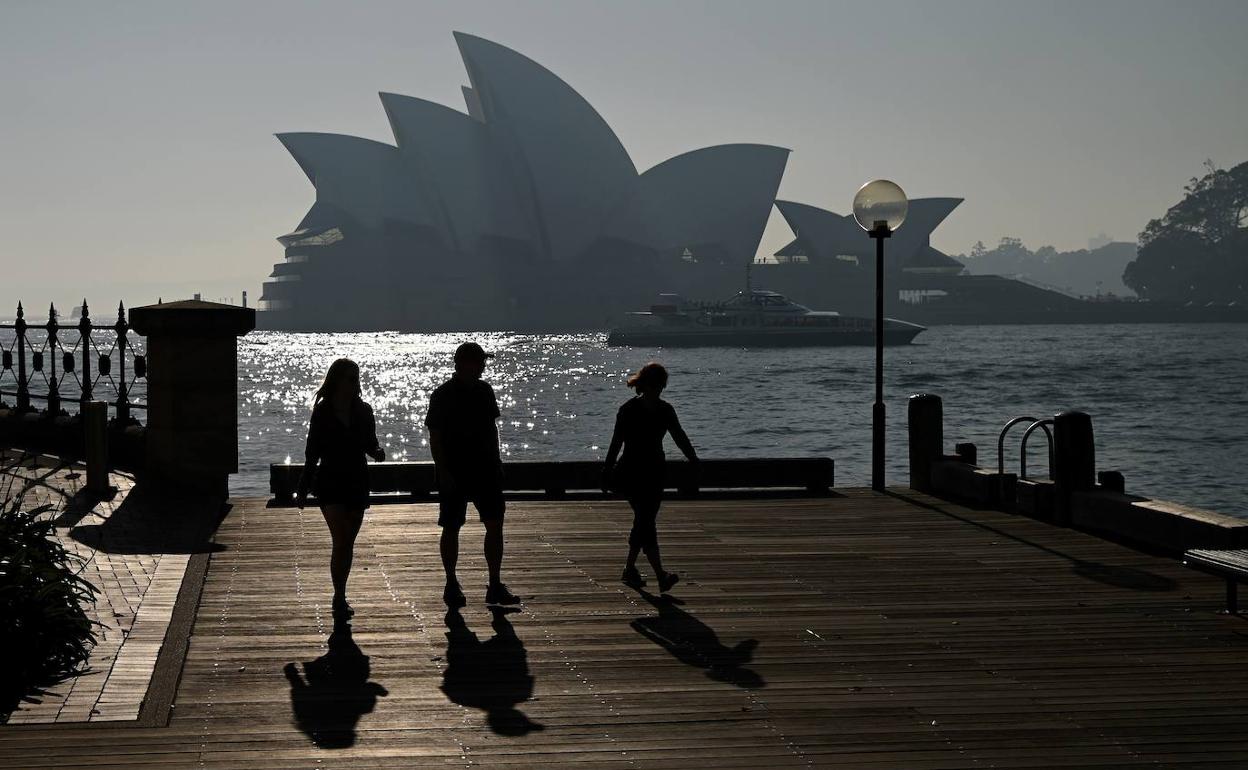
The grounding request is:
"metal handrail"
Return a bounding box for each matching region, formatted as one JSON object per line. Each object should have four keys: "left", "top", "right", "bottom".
{"left": 998, "top": 415, "right": 1042, "bottom": 475}
{"left": 0, "top": 300, "right": 146, "bottom": 420}
{"left": 1020, "top": 419, "right": 1055, "bottom": 480}
{"left": 0, "top": 390, "right": 147, "bottom": 410}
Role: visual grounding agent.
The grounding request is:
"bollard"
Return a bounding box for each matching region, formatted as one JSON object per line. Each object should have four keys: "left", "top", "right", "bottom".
{"left": 84, "top": 401, "right": 109, "bottom": 495}
{"left": 1053, "top": 410, "right": 1095, "bottom": 526}
{"left": 1097, "top": 470, "right": 1125, "bottom": 494}
{"left": 907, "top": 394, "right": 943, "bottom": 492}
{"left": 129, "top": 300, "right": 255, "bottom": 497}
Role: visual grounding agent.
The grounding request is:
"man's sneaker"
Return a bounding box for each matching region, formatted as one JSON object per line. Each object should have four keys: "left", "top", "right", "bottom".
{"left": 621, "top": 566, "right": 645, "bottom": 588}
{"left": 485, "top": 582, "right": 522, "bottom": 606}
{"left": 443, "top": 581, "right": 467, "bottom": 609}
{"left": 658, "top": 571, "right": 680, "bottom": 593}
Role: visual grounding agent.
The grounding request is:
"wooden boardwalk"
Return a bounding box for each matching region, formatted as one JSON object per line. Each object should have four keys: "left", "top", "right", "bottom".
{"left": 4, "top": 488, "right": 1248, "bottom": 767}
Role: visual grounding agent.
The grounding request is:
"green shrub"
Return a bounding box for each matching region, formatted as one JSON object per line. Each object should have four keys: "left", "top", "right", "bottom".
{"left": 0, "top": 498, "right": 98, "bottom": 717}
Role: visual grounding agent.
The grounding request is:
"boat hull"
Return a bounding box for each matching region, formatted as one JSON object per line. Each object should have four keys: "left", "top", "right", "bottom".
{"left": 606, "top": 326, "right": 924, "bottom": 347}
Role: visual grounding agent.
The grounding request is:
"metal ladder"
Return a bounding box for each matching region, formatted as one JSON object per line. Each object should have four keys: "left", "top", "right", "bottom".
{"left": 997, "top": 415, "right": 1055, "bottom": 480}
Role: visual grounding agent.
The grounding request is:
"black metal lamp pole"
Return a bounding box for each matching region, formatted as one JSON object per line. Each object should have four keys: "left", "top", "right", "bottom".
{"left": 870, "top": 219, "right": 891, "bottom": 491}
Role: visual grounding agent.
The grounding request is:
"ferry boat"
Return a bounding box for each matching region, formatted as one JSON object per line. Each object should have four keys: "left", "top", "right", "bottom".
{"left": 606, "top": 290, "right": 926, "bottom": 347}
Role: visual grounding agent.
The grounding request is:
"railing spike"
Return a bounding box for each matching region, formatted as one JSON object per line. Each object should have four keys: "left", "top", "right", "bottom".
{"left": 49, "top": 302, "right": 57, "bottom": 322}
{"left": 117, "top": 301, "right": 126, "bottom": 323}
{"left": 82, "top": 298, "right": 89, "bottom": 317}
{"left": 16, "top": 301, "right": 23, "bottom": 319}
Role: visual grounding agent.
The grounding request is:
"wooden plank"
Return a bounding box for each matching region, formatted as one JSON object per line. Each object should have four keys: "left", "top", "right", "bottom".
{"left": 4, "top": 489, "right": 1248, "bottom": 767}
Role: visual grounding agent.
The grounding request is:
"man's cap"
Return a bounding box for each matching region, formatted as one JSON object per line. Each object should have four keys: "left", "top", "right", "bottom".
{"left": 454, "top": 341, "right": 494, "bottom": 363}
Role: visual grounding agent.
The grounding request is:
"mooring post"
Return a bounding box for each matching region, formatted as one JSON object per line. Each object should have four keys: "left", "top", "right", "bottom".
{"left": 129, "top": 299, "right": 255, "bottom": 497}
{"left": 907, "top": 393, "right": 943, "bottom": 492}
{"left": 1053, "top": 410, "right": 1095, "bottom": 526}
{"left": 84, "top": 400, "right": 109, "bottom": 495}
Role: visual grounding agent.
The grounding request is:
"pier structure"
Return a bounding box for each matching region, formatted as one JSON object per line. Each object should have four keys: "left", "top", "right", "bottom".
{"left": 909, "top": 393, "right": 1248, "bottom": 552}
{"left": 4, "top": 309, "right": 1248, "bottom": 763}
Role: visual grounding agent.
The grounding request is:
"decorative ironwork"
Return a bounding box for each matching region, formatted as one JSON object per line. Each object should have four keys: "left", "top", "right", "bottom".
{"left": 0, "top": 300, "right": 147, "bottom": 422}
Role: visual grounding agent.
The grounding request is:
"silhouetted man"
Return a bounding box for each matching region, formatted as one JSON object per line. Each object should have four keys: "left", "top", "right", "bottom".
{"left": 426, "top": 342, "right": 519, "bottom": 607}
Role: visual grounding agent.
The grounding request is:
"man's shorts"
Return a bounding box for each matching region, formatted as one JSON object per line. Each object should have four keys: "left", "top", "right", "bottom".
{"left": 437, "top": 485, "right": 506, "bottom": 528}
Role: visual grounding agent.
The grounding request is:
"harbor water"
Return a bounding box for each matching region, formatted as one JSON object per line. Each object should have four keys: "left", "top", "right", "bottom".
{"left": 236, "top": 324, "right": 1247, "bottom": 516}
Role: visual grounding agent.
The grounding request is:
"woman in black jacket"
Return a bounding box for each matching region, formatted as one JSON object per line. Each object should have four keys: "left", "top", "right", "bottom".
{"left": 603, "top": 362, "right": 698, "bottom": 593}
{"left": 296, "top": 358, "right": 385, "bottom": 618}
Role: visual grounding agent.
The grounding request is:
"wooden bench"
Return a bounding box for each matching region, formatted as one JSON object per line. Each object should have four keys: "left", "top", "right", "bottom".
{"left": 1182, "top": 549, "right": 1248, "bottom": 613}
{"left": 269, "top": 457, "right": 834, "bottom": 504}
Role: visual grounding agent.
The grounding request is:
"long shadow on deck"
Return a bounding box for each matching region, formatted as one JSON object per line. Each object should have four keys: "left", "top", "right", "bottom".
{"left": 284, "top": 622, "right": 388, "bottom": 749}
{"left": 69, "top": 485, "right": 225, "bottom": 555}
{"left": 441, "top": 607, "right": 544, "bottom": 735}
{"left": 887, "top": 490, "right": 1178, "bottom": 592}
{"left": 631, "top": 590, "right": 765, "bottom": 689}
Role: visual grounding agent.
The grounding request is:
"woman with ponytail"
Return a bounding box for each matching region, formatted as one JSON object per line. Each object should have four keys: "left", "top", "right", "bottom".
{"left": 603, "top": 362, "right": 698, "bottom": 593}
{"left": 296, "top": 358, "right": 385, "bottom": 619}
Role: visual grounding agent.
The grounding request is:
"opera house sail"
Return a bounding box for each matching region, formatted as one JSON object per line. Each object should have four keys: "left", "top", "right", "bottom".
{"left": 264, "top": 31, "right": 1160, "bottom": 329}
{"left": 260, "top": 32, "right": 791, "bottom": 331}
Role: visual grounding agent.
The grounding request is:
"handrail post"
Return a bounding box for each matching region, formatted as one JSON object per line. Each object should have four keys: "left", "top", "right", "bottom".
{"left": 79, "top": 300, "right": 92, "bottom": 407}
{"left": 998, "top": 416, "right": 1040, "bottom": 476}
{"left": 1019, "top": 419, "right": 1055, "bottom": 480}
{"left": 115, "top": 302, "right": 129, "bottom": 424}
{"left": 46, "top": 303, "right": 60, "bottom": 415}
{"left": 15, "top": 302, "right": 28, "bottom": 412}
{"left": 84, "top": 401, "right": 110, "bottom": 495}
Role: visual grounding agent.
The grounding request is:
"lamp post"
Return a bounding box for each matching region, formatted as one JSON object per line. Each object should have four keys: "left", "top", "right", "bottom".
{"left": 852, "top": 180, "right": 908, "bottom": 492}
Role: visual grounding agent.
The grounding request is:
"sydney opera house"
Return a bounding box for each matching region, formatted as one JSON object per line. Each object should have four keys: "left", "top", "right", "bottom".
{"left": 260, "top": 32, "right": 970, "bottom": 331}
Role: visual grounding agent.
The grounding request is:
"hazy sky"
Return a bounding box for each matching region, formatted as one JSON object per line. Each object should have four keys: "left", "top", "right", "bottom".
{"left": 3, "top": 0, "right": 1246, "bottom": 312}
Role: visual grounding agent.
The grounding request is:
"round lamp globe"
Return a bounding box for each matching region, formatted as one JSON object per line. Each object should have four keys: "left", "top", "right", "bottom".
{"left": 853, "top": 180, "right": 908, "bottom": 232}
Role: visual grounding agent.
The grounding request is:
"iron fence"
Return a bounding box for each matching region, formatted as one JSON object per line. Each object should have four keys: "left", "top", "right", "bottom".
{"left": 0, "top": 301, "right": 146, "bottom": 422}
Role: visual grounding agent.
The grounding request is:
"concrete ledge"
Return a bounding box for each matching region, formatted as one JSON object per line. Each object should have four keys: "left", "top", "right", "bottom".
{"left": 0, "top": 410, "right": 145, "bottom": 473}
{"left": 1015, "top": 478, "right": 1056, "bottom": 520}
{"left": 1072, "top": 488, "right": 1248, "bottom": 552}
{"left": 270, "top": 457, "right": 835, "bottom": 502}
{"left": 929, "top": 458, "right": 1014, "bottom": 507}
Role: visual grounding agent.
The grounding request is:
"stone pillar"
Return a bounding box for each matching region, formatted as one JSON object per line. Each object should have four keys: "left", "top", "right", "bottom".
{"left": 907, "top": 393, "right": 943, "bottom": 492}
{"left": 1052, "top": 410, "right": 1095, "bottom": 526}
{"left": 129, "top": 300, "right": 255, "bottom": 497}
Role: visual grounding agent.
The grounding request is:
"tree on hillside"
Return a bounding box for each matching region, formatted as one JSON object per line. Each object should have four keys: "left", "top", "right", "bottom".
{"left": 957, "top": 237, "right": 1137, "bottom": 297}
{"left": 1123, "top": 160, "right": 1248, "bottom": 302}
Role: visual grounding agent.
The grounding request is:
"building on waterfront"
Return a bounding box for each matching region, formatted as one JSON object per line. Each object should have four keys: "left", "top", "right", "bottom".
{"left": 262, "top": 32, "right": 1233, "bottom": 330}
{"left": 755, "top": 198, "right": 972, "bottom": 315}
{"left": 261, "top": 32, "right": 790, "bottom": 331}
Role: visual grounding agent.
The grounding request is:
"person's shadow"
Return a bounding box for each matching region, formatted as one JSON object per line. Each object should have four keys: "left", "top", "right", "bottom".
{"left": 440, "top": 608, "right": 544, "bottom": 735}
{"left": 631, "top": 589, "right": 765, "bottom": 689}
{"left": 284, "top": 621, "right": 388, "bottom": 748}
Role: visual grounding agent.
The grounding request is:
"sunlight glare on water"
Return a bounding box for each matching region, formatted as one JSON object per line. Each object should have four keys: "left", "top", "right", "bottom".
{"left": 237, "top": 326, "right": 1248, "bottom": 517}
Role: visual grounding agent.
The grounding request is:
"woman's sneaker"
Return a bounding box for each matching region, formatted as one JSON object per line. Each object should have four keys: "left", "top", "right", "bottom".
{"left": 485, "top": 582, "right": 522, "bottom": 606}
{"left": 443, "top": 581, "right": 467, "bottom": 609}
{"left": 658, "top": 571, "right": 680, "bottom": 593}
{"left": 621, "top": 566, "right": 645, "bottom": 588}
